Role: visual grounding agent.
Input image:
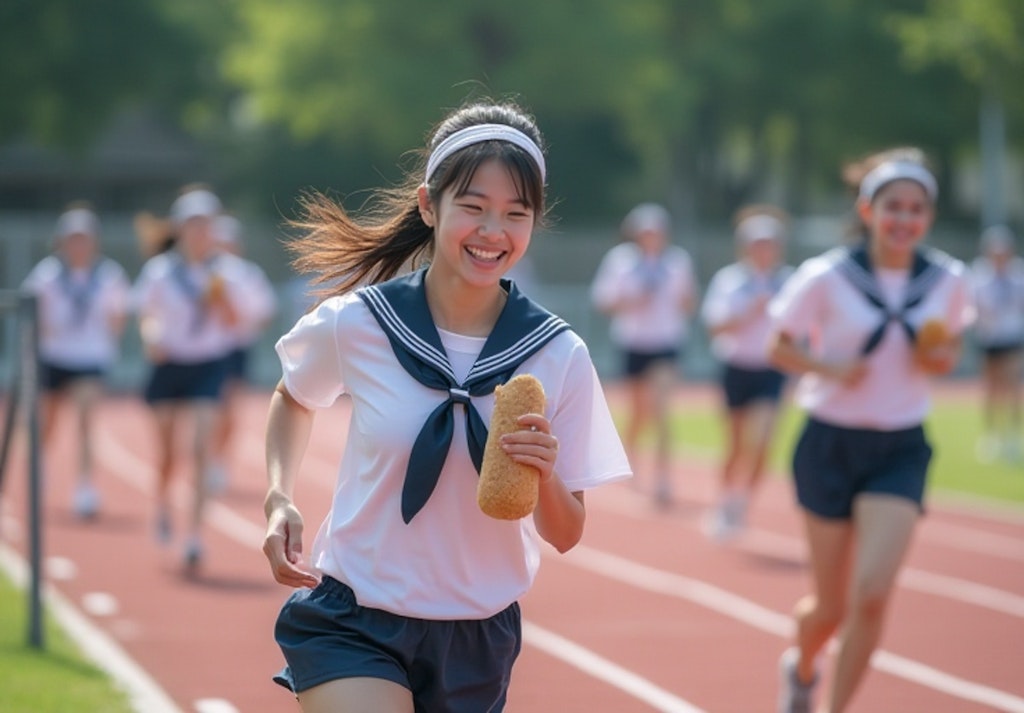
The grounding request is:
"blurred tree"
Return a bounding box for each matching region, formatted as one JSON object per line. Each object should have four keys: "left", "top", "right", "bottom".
{"left": 888, "top": 0, "right": 1024, "bottom": 225}
{"left": 0, "top": 0, "right": 221, "bottom": 148}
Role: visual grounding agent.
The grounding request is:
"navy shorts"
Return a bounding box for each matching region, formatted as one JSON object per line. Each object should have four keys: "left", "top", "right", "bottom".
{"left": 720, "top": 364, "right": 786, "bottom": 410}
{"left": 981, "top": 342, "right": 1023, "bottom": 360}
{"left": 223, "top": 347, "right": 249, "bottom": 382}
{"left": 143, "top": 357, "right": 229, "bottom": 404}
{"left": 273, "top": 576, "right": 522, "bottom": 712}
{"left": 39, "top": 362, "right": 105, "bottom": 393}
{"left": 792, "top": 417, "right": 932, "bottom": 519}
{"left": 623, "top": 348, "right": 679, "bottom": 378}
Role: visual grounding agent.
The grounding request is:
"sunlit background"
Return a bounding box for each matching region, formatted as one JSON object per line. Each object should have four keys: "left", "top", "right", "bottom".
{"left": 1, "top": 0, "right": 1021, "bottom": 383}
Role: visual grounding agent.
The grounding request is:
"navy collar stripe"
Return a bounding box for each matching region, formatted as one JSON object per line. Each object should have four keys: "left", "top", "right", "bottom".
{"left": 468, "top": 315, "right": 567, "bottom": 378}
{"left": 360, "top": 285, "right": 458, "bottom": 383}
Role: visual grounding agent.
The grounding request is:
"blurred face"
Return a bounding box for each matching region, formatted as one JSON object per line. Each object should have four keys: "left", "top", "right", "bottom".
{"left": 744, "top": 238, "right": 781, "bottom": 271}
{"left": 419, "top": 158, "right": 534, "bottom": 289}
{"left": 177, "top": 215, "right": 217, "bottom": 263}
{"left": 857, "top": 179, "right": 934, "bottom": 266}
{"left": 59, "top": 232, "right": 97, "bottom": 269}
{"left": 633, "top": 228, "right": 667, "bottom": 256}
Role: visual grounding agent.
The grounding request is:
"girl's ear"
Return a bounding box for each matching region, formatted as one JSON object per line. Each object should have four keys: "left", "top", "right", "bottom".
{"left": 855, "top": 197, "right": 873, "bottom": 228}
{"left": 417, "top": 185, "right": 435, "bottom": 228}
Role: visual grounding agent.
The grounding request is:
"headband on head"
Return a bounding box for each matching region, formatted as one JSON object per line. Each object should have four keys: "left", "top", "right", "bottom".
{"left": 858, "top": 161, "right": 937, "bottom": 203}
{"left": 425, "top": 123, "right": 546, "bottom": 184}
{"left": 213, "top": 215, "right": 242, "bottom": 246}
{"left": 56, "top": 208, "right": 99, "bottom": 239}
{"left": 170, "top": 189, "right": 222, "bottom": 226}
{"left": 736, "top": 214, "right": 785, "bottom": 244}
{"left": 622, "top": 203, "right": 671, "bottom": 237}
{"left": 981, "top": 224, "right": 1015, "bottom": 254}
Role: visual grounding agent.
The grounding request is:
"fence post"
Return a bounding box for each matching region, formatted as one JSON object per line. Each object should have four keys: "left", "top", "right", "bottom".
{"left": 18, "top": 292, "right": 43, "bottom": 649}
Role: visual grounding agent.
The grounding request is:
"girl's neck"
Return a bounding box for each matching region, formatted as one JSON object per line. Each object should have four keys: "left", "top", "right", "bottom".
{"left": 869, "top": 241, "right": 913, "bottom": 271}
{"left": 424, "top": 272, "right": 506, "bottom": 337}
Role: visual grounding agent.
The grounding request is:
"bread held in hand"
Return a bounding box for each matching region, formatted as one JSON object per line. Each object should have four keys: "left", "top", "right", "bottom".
{"left": 478, "top": 374, "right": 547, "bottom": 520}
{"left": 915, "top": 318, "right": 949, "bottom": 354}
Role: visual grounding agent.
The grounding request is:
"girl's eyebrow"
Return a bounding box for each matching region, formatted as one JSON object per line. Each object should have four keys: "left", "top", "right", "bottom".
{"left": 457, "top": 188, "right": 530, "bottom": 207}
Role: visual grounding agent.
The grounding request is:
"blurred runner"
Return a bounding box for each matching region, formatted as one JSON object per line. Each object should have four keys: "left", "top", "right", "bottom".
{"left": 22, "top": 203, "right": 130, "bottom": 519}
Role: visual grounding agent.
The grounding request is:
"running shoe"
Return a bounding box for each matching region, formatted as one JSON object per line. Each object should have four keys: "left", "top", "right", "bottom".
{"left": 777, "top": 647, "right": 818, "bottom": 713}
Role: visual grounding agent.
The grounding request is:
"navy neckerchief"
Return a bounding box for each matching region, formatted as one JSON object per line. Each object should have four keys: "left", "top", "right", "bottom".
{"left": 357, "top": 268, "right": 570, "bottom": 523}
{"left": 836, "top": 244, "right": 947, "bottom": 355}
{"left": 58, "top": 258, "right": 103, "bottom": 325}
{"left": 170, "top": 252, "right": 220, "bottom": 334}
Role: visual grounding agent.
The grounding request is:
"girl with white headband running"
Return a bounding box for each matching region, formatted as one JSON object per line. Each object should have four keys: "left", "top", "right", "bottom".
{"left": 768, "top": 148, "right": 973, "bottom": 713}
{"left": 21, "top": 202, "right": 131, "bottom": 519}
{"left": 262, "top": 100, "right": 631, "bottom": 712}
{"left": 701, "top": 204, "right": 793, "bottom": 542}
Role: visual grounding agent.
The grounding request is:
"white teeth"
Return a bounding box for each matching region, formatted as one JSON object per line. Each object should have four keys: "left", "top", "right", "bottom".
{"left": 466, "top": 246, "right": 503, "bottom": 261}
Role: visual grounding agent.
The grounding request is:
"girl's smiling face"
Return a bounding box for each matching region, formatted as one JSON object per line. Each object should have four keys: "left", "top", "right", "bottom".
{"left": 858, "top": 178, "right": 934, "bottom": 267}
{"left": 419, "top": 158, "right": 535, "bottom": 289}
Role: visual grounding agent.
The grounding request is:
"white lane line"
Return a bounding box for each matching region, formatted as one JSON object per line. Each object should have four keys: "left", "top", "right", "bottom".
{"left": 738, "top": 527, "right": 1024, "bottom": 620}
{"left": 560, "top": 545, "right": 1024, "bottom": 713}
{"left": 46, "top": 555, "right": 78, "bottom": 581}
{"left": 0, "top": 543, "right": 183, "bottom": 713}
{"left": 193, "top": 698, "right": 239, "bottom": 713}
{"left": 522, "top": 620, "right": 706, "bottom": 713}
{"left": 922, "top": 522, "right": 1024, "bottom": 563}
{"left": 592, "top": 491, "right": 1024, "bottom": 619}
{"left": 81, "top": 591, "right": 120, "bottom": 618}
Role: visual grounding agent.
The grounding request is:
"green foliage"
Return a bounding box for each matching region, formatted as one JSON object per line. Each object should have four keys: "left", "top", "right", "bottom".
{"left": 0, "top": 0, "right": 214, "bottom": 148}
{"left": 0, "top": 577, "right": 134, "bottom": 712}
{"left": 4, "top": 0, "right": 1022, "bottom": 222}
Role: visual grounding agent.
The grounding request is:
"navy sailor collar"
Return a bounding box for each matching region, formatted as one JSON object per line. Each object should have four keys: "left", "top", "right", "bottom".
{"left": 356, "top": 267, "right": 570, "bottom": 522}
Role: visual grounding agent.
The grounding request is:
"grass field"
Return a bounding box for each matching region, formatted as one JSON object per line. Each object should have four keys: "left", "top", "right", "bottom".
{"left": 0, "top": 574, "right": 133, "bottom": 713}
{"left": 669, "top": 392, "right": 1024, "bottom": 505}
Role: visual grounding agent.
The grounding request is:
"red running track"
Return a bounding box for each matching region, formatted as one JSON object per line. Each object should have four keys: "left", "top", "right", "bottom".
{"left": 1, "top": 384, "right": 1022, "bottom": 712}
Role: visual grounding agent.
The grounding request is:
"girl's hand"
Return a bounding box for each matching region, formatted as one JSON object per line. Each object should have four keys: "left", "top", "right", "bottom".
{"left": 263, "top": 497, "right": 320, "bottom": 589}
{"left": 824, "top": 359, "right": 869, "bottom": 387}
{"left": 500, "top": 413, "right": 560, "bottom": 484}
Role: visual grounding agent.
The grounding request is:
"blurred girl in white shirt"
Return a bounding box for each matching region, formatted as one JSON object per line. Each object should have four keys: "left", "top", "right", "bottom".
{"left": 590, "top": 203, "right": 697, "bottom": 505}
{"left": 768, "top": 148, "right": 973, "bottom": 713}
{"left": 701, "top": 205, "right": 793, "bottom": 541}
{"left": 22, "top": 204, "right": 130, "bottom": 518}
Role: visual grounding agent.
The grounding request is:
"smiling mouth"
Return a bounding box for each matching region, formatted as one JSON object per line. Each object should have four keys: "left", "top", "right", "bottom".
{"left": 466, "top": 246, "right": 505, "bottom": 262}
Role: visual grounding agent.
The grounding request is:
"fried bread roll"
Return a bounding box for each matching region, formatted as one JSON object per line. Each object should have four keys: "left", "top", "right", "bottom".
{"left": 915, "top": 318, "right": 950, "bottom": 353}
{"left": 478, "top": 374, "right": 547, "bottom": 520}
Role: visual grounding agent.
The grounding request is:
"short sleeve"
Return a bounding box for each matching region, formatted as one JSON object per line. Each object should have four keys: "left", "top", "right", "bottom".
{"left": 701, "top": 267, "right": 739, "bottom": 329}
{"left": 550, "top": 339, "right": 632, "bottom": 491}
{"left": 944, "top": 263, "right": 975, "bottom": 334}
{"left": 769, "top": 258, "right": 827, "bottom": 340}
{"left": 275, "top": 298, "right": 346, "bottom": 409}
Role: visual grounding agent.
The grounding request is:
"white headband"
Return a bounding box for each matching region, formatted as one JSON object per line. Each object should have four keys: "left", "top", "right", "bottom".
{"left": 170, "top": 189, "right": 222, "bottom": 226}
{"left": 622, "top": 203, "right": 671, "bottom": 237}
{"left": 736, "top": 214, "right": 785, "bottom": 244}
{"left": 56, "top": 208, "right": 99, "bottom": 238}
{"left": 858, "top": 161, "right": 937, "bottom": 202}
{"left": 213, "top": 214, "right": 242, "bottom": 246}
{"left": 425, "top": 124, "right": 546, "bottom": 184}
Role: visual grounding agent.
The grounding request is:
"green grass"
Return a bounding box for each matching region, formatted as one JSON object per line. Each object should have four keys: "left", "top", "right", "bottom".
{"left": 0, "top": 574, "right": 134, "bottom": 713}
{"left": 665, "top": 393, "right": 1024, "bottom": 506}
